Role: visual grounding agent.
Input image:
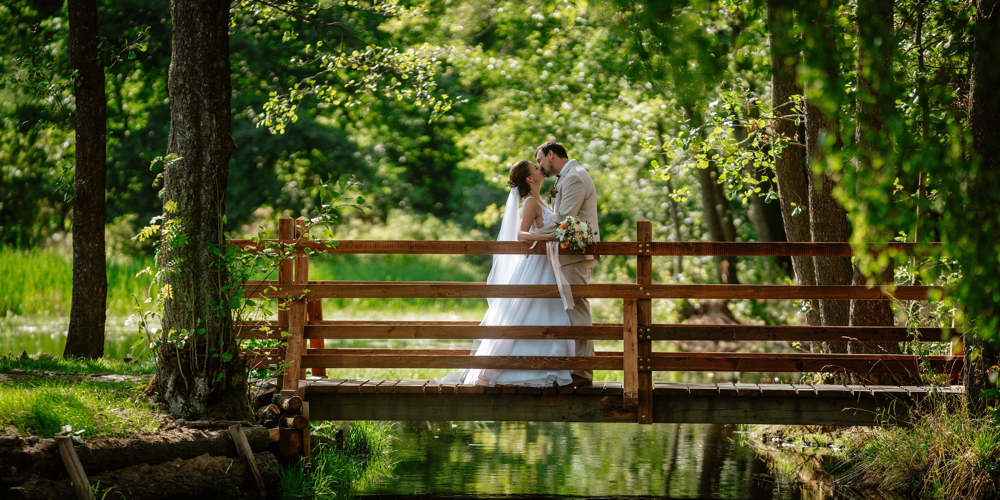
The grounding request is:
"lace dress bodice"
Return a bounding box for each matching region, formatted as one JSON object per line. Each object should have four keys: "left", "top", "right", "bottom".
{"left": 525, "top": 196, "right": 558, "bottom": 233}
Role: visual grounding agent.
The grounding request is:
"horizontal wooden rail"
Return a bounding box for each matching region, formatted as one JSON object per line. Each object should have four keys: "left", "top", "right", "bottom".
{"left": 297, "top": 351, "right": 960, "bottom": 374}
{"left": 645, "top": 352, "right": 961, "bottom": 374}
{"left": 301, "top": 354, "right": 622, "bottom": 370}
{"left": 245, "top": 283, "right": 939, "bottom": 301}
{"left": 235, "top": 322, "right": 949, "bottom": 342}
{"left": 230, "top": 239, "right": 939, "bottom": 257}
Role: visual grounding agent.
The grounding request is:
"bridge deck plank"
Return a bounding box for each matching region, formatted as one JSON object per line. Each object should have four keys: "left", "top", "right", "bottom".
{"left": 302, "top": 381, "right": 963, "bottom": 426}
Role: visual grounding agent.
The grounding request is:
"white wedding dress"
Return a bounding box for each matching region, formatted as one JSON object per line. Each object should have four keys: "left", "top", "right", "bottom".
{"left": 458, "top": 193, "right": 575, "bottom": 388}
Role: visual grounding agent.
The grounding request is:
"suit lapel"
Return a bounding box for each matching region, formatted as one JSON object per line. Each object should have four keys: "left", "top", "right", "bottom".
{"left": 553, "top": 160, "right": 577, "bottom": 213}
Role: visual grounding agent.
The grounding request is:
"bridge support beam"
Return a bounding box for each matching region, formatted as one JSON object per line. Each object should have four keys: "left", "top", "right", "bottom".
{"left": 305, "top": 392, "right": 906, "bottom": 426}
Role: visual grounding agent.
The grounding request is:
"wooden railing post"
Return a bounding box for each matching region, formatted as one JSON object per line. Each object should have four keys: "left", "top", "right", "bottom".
{"left": 294, "top": 217, "right": 326, "bottom": 379}
{"left": 276, "top": 217, "right": 294, "bottom": 389}
{"left": 279, "top": 216, "right": 306, "bottom": 395}
{"left": 623, "top": 299, "right": 638, "bottom": 407}
{"left": 637, "top": 220, "right": 653, "bottom": 424}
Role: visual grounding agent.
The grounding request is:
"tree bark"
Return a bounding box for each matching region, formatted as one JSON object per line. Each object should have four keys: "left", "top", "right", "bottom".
{"left": 965, "top": 0, "right": 1000, "bottom": 405}
{"left": 805, "top": 101, "right": 852, "bottom": 348}
{"left": 696, "top": 164, "right": 740, "bottom": 285}
{"left": 849, "top": 0, "right": 911, "bottom": 384}
{"left": 685, "top": 106, "right": 739, "bottom": 285}
{"left": 767, "top": 0, "right": 819, "bottom": 326}
{"left": 157, "top": 0, "right": 249, "bottom": 419}
{"left": 64, "top": 0, "right": 107, "bottom": 360}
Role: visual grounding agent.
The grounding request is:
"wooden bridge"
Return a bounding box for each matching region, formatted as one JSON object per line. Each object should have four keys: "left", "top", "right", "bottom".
{"left": 235, "top": 217, "right": 963, "bottom": 426}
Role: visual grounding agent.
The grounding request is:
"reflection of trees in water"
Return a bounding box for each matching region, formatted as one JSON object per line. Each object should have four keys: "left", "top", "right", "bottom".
{"left": 369, "top": 421, "right": 787, "bottom": 498}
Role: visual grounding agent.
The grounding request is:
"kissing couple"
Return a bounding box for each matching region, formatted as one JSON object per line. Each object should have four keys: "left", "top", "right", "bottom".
{"left": 455, "top": 140, "right": 601, "bottom": 388}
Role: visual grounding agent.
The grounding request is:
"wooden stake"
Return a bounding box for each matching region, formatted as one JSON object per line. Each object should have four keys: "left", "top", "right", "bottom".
{"left": 302, "top": 401, "right": 312, "bottom": 463}
{"left": 229, "top": 424, "right": 267, "bottom": 500}
{"left": 54, "top": 436, "right": 94, "bottom": 500}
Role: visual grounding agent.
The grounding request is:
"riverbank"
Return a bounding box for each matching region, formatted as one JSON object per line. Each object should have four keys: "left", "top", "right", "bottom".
{"left": 0, "top": 353, "right": 395, "bottom": 499}
{"left": 748, "top": 399, "right": 1000, "bottom": 499}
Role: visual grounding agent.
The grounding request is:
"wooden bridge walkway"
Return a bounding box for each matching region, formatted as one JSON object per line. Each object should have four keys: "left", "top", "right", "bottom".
{"left": 235, "top": 217, "right": 964, "bottom": 426}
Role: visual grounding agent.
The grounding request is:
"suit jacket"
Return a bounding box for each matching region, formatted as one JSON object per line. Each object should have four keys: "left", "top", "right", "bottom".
{"left": 552, "top": 159, "right": 600, "bottom": 265}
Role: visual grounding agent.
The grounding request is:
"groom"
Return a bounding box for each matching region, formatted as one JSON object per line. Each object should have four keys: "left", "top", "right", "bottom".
{"left": 535, "top": 141, "right": 600, "bottom": 386}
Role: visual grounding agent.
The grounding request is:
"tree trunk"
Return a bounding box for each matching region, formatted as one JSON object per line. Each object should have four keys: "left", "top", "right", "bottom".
{"left": 655, "top": 121, "right": 685, "bottom": 277}
{"left": 849, "top": 0, "right": 911, "bottom": 384}
{"left": 696, "top": 164, "right": 740, "bottom": 285}
{"left": 64, "top": 0, "right": 107, "bottom": 360}
{"left": 767, "top": 0, "right": 819, "bottom": 326}
{"left": 157, "top": 0, "right": 249, "bottom": 420}
{"left": 805, "top": 101, "right": 852, "bottom": 350}
{"left": 965, "top": 0, "right": 1000, "bottom": 405}
{"left": 684, "top": 105, "right": 739, "bottom": 285}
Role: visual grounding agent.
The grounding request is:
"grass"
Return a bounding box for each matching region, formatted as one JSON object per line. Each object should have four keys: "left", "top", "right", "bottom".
{"left": 278, "top": 420, "right": 396, "bottom": 498}
{"left": 0, "top": 355, "right": 161, "bottom": 439}
{"left": 0, "top": 355, "right": 155, "bottom": 376}
{"left": 0, "top": 246, "right": 154, "bottom": 318}
{"left": 746, "top": 397, "right": 1000, "bottom": 499}
{"left": 835, "top": 398, "right": 1000, "bottom": 499}
{"left": 0, "top": 377, "right": 160, "bottom": 438}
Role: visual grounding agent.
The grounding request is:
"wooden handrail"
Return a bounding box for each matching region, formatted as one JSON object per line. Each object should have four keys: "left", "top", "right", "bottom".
{"left": 245, "top": 282, "right": 940, "bottom": 301}
{"left": 230, "top": 239, "right": 941, "bottom": 257}
{"left": 234, "top": 323, "right": 948, "bottom": 342}
{"left": 295, "top": 351, "right": 960, "bottom": 374}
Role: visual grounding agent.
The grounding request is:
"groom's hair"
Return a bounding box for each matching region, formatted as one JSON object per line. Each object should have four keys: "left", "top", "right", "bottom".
{"left": 537, "top": 141, "right": 568, "bottom": 159}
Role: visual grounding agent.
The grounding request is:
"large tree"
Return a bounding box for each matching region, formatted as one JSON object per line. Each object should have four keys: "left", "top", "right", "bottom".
{"left": 157, "top": 0, "right": 247, "bottom": 419}
{"left": 767, "top": 0, "right": 819, "bottom": 326}
{"left": 964, "top": 0, "right": 1000, "bottom": 405}
{"left": 64, "top": 0, "right": 107, "bottom": 359}
{"left": 799, "top": 0, "right": 853, "bottom": 350}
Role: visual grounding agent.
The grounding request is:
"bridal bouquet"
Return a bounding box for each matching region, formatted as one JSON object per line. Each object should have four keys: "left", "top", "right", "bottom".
{"left": 554, "top": 215, "right": 595, "bottom": 251}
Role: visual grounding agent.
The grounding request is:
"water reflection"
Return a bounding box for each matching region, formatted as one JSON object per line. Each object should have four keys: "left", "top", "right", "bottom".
{"left": 0, "top": 316, "right": 147, "bottom": 359}
{"left": 356, "top": 422, "right": 816, "bottom": 499}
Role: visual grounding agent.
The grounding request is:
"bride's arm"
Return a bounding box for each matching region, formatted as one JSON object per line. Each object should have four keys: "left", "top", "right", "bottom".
{"left": 517, "top": 199, "right": 556, "bottom": 241}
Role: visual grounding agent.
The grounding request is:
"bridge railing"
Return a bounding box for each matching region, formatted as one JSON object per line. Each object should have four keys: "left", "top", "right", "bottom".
{"left": 233, "top": 216, "right": 961, "bottom": 424}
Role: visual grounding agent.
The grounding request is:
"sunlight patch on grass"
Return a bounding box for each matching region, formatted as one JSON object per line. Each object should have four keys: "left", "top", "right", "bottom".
{"left": 0, "top": 378, "right": 161, "bottom": 438}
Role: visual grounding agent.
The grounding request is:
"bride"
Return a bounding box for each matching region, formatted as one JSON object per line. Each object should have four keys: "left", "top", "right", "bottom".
{"left": 460, "top": 160, "right": 576, "bottom": 387}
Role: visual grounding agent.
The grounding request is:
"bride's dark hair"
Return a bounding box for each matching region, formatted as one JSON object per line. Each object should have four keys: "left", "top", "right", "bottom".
{"left": 507, "top": 160, "right": 534, "bottom": 198}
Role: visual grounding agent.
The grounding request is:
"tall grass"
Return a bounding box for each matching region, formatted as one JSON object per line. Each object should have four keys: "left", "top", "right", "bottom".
{"left": 835, "top": 398, "right": 1000, "bottom": 499}
{"left": 278, "top": 420, "right": 396, "bottom": 498}
{"left": 0, "top": 247, "right": 154, "bottom": 318}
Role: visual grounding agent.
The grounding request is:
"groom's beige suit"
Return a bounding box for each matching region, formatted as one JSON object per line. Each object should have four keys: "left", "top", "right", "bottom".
{"left": 551, "top": 159, "right": 600, "bottom": 381}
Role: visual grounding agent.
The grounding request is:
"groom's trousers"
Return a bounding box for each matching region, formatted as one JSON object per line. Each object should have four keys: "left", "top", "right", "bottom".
{"left": 561, "top": 259, "right": 598, "bottom": 381}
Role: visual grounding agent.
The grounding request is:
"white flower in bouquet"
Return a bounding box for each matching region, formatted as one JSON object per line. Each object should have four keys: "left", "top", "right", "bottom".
{"left": 555, "top": 215, "right": 596, "bottom": 251}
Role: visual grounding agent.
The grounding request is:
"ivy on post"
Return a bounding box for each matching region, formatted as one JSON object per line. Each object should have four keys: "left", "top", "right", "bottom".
{"left": 637, "top": 220, "right": 654, "bottom": 424}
